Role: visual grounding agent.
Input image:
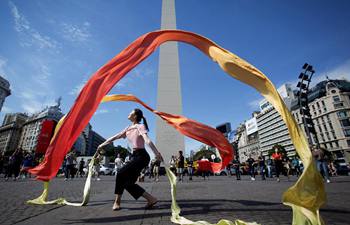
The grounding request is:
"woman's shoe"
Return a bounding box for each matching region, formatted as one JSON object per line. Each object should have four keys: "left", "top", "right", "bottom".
{"left": 145, "top": 200, "right": 158, "bottom": 209}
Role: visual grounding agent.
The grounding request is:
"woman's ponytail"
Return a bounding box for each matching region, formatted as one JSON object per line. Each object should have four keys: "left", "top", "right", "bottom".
{"left": 142, "top": 116, "right": 149, "bottom": 131}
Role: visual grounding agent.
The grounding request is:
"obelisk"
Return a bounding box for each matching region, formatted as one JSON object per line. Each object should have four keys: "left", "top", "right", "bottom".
{"left": 156, "top": 0, "right": 184, "bottom": 165}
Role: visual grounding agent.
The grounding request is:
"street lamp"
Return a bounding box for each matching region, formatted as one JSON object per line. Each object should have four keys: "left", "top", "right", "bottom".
{"left": 296, "top": 63, "right": 319, "bottom": 148}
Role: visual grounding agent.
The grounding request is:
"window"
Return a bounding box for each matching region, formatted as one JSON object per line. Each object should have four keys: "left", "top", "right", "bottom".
{"left": 318, "top": 125, "right": 322, "bottom": 132}
{"left": 329, "top": 123, "right": 334, "bottom": 130}
{"left": 332, "top": 131, "right": 336, "bottom": 139}
{"left": 337, "top": 111, "right": 347, "bottom": 118}
{"left": 323, "top": 124, "right": 328, "bottom": 131}
{"left": 335, "top": 141, "right": 339, "bottom": 148}
{"left": 329, "top": 142, "right": 333, "bottom": 148}
{"left": 334, "top": 102, "right": 344, "bottom": 108}
{"left": 321, "top": 134, "right": 325, "bottom": 141}
{"left": 344, "top": 129, "right": 350, "bottom": 137}
{"left": 347, "top": 140, "right": 350, "bottom": 146}
{"left": 326, "top": 115, "right": 330, "bottom": 121}
{"left": 316, "top": 102, "right": 320, "bottom": 110}
{"left": 333, "top": 95, "right": 340, "bottom": 102}
{"left": 326, "top": 132, "right": 331, "bottom": 140}
{"left": 340, "top": 119, "right": 350, "bottom": 127}
{"left": 321, "top": 101, "right": 326, "bottom": 106}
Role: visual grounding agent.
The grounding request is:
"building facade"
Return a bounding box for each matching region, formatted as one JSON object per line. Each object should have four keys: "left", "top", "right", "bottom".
{"left": 291, "top": 79, "right": 350, "bottom": 162}
{"left": 19, "top": 103, "right": 64, "bottom": 153}
{"left": 0, "top": 76, "right": 11, "bottom": 112}
{"left": 236, "top": 112, "right": 260, "bottom": 162}
{"left": 256, "top": 84, "right": 296, "bottom": 158}
{"left": 0, "top": 113, "right": 28, "bottom": 154}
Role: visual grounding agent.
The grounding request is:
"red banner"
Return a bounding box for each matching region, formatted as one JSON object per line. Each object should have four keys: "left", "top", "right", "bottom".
{"left": 36, "top": 120, "right": 56, "bottom": 154}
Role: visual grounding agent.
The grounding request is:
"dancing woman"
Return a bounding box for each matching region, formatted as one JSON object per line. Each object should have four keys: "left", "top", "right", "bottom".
{"left": 97, "top": 108, "right": 163, "bottom": 210}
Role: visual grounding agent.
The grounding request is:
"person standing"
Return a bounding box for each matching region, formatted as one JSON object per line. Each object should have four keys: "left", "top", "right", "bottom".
{"left": 292, "top": 157, "right": 301, "bottom": 177}
{"left": 65, "top": 153, "right": 75, "bottom": 181}
{"left": 266, "top": 158, "right": 273, "bottom": 178}
{"left": 78, "top": 158, "right": 85, "bottom": 178}
{"left": 153, "top": 158, "right": 161, "bottom": 182}
{"left": 246, "top": 155, "right": 256, "bottom": 181}
{"left": 176, "top": 151, "right": 185, "bottom": 182}
{"left": 169, "top": 155, "right": 177, "bottom": 174}
{"left": 312, "top": 145, "right": 331, "bottom": 183}
{"left": 272, "top": 148, "right": 283, "bottom": 182}
{"left": 232, "top": 159, "right": 241, "bottom": 180}
{"left": 258, "top": 156, "right": 266, "bottom": 180}
{"left": 94, "top": 154, "right": 101, "bottom": 181}
{"left": 0, "top": 154, "right": 4, "bottom": 175}
{"left": 97, "top": 108, "right": 163, "bottom": 211}
{"left": 187, "top": 158, "right": 194, "bottom": 181}
{"left": 114, "top": 154, "right": 124, "bottom": 176}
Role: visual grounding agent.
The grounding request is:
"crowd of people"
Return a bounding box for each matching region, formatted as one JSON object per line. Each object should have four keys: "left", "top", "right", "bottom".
{"left": 0, "top": 145, "right": 346, "bottom": 184}
{"left": 0, "top": 148, "right": 39, "bottom": 181}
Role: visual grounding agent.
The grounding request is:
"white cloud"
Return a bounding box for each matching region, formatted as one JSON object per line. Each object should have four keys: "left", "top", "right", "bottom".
{"left": 9, "top": 1, "right": 58, "bottom": 50}
{"left": 61, "top": 22, "right": 91, "bottom": 43}
{"left": 1, "top": 106, "right": 12, "bottom": 113}
{"left": 313, "top": 60, "right": 350, "bottom": 84}
{"left": 19, "top": 86, "right": 56, "bottom": 114}
{"left": 69, "top": 79, "right": 88, "bottom": 96}
{"left": 117, "top": 65, "right": 155, "bottom": 88}
{"left": 95, "top": 109, "right": 110, "bottom": 115}
{"left": 248, "top": 98, "right": 263, "bottom": 110}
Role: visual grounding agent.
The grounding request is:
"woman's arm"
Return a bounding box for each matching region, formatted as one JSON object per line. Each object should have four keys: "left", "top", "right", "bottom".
{"left": 98, "top": 129, "right": 127, "bottom": 150}
{"left": 140, "top": 132, "right": 164, "bottom": 162}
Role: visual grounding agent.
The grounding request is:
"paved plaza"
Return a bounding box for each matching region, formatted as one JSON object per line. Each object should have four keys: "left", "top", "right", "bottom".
{"left": 0, "top": 174, "right": 349, "bottom": 225}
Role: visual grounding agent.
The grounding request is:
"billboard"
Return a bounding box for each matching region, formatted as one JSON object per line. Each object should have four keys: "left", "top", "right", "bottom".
{"left": 245, "top": 117, "right": 258, "bottom": 135}
{"left": 36, "top": 120, "right": 56, "bottom": 154}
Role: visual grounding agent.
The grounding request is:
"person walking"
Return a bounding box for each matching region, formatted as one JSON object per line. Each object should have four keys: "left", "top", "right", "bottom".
{"left": 312, "top": 145, "right": 331, "bottom": 183}
{"left": 97, "top": 108, "right": 163, "bottom": 211}
{"left": 246, "top": 155, "right": 256, "bottom": 181}
{"left": 272, "top": 148, "right": 283, "bottom": 182}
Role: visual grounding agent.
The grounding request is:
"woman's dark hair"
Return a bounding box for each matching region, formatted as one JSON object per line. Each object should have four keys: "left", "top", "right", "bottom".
{"left": 134, "top": 108, "right": 149, "bottom": 131}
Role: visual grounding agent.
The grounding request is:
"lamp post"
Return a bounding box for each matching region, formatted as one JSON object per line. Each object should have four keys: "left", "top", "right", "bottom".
{"left": 296, "top": 63, "right": 319, "bottom": 148}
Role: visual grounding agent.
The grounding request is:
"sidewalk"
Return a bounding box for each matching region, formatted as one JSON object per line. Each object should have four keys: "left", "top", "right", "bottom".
{"left": 0, "top": 175, "right": 349, "bottom": 225}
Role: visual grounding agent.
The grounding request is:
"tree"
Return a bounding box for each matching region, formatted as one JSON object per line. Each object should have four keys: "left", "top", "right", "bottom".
{"left": 193, "top": 149, "right": 214, "bottom": 161}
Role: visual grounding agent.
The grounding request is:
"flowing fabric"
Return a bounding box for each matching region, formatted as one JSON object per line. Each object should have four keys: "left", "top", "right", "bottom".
{"left": 28, "top": 30, "right": 326, "bottom": 225}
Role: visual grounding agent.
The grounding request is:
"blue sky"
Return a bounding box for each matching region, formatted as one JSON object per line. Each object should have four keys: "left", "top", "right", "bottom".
{"left": 1, "top": 0, "right": 350, "bottom": 156}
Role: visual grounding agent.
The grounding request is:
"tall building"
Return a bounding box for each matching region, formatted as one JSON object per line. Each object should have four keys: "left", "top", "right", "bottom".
{"left": 256, "top": 84, "right": 296, "bottom": 158}
{"left": 236, "top": 112, "right": 260, "bottom": 162}
{"left": 0, "top": 76, "right": 11, "bottom": 112}
{"left": 291, "top": 79, "right": 350, "bottom": 162}
{"left": 0, "top": 113, "right": 28, "bottom": 155}
{"left": 156, "top": 0, "right": 184, "bottom": 164}
{"left": 19, "top": 102, "right": 64, "bottom": 154}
